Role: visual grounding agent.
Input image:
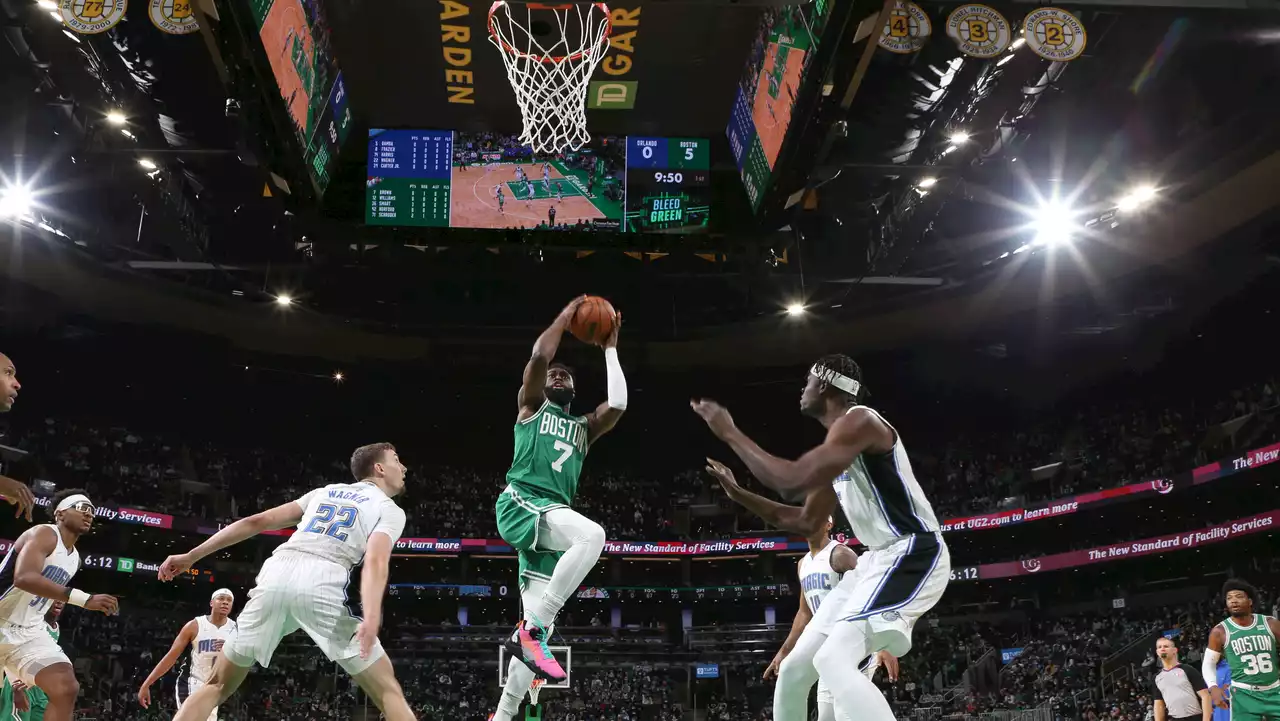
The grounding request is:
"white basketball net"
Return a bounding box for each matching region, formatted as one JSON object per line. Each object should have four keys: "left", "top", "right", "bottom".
{"left": 488, "top": 1, "right": 612, "bottom": 154}
{"left": 528, "top": 677, "right": 546, "bottom": 704}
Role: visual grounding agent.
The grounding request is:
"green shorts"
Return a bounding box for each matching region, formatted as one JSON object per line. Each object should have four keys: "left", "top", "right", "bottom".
{"left": 1232, "top": 686, "right": 1280, "bottom": 721}
{"left": 495, "top": 486, "right": 567, "bottom": 590}
{"left": 0, "top": 678, "right": 42, "bottom": 721}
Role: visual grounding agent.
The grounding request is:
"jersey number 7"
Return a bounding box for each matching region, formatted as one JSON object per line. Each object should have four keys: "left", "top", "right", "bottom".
{"left": 304, "top": 504, "right": 358, "bottom": 541}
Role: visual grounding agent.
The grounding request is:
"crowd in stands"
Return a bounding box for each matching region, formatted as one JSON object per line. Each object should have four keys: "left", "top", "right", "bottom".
{"left": 6, "top": 370, "right": 1273, "bottom": 546}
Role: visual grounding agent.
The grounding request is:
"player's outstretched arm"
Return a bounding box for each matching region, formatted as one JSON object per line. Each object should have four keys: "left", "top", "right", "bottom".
{"left": 13, "top": 525, "right": 117, "bottom": 614}
{"left": 704, "top": 459, "right": 836, "bottom": 536}
{"left": 158, "top": 500, "right": 305, "bottom": 581}
{"left": 518, "top": 296, "right": 586, "bottom": 420}
{"left": 1203, "top": 624, "right": 1229, "bottom": 710}
{"left": 137, "top": 619, "right": 198, "bottom": 708}
{"left": 693, "top": 402, "right": 889, "bottom": 497}
{"left": 587, "top": 313, "right": 626, "bottom": 444}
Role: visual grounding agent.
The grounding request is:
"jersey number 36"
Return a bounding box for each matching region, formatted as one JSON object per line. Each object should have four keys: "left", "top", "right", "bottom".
{"left": 304, "top": 504, "right": 358, "bottom": 541}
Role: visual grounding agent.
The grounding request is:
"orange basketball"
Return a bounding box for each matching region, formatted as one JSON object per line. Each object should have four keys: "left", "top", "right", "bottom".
{"left": 569, "top": 296, "right": 617, "bottom": 344}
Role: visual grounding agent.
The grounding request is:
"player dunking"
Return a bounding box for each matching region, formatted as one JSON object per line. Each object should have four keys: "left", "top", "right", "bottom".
{"left": 0, "top": 600, "right": 63, "bottom": 721}
{"left": 0, "top": 490, "right": 119, "bottom": 721}
{"left": 158, "top": 443, "right": 415, "bottom": 721}
{"left": 490, "top": 297, "right": 627, "bottom": 721}
{"left": 136, "top": 588, "right": 238, "bottom": 720}
{"left": 693, "top": 355, "right": 949, "bottom": 721}
{"left": 1203, "top": 578, "right": 1280, "bottom": 720}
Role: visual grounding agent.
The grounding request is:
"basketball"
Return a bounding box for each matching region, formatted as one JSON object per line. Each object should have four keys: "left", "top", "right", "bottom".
{"left": 569, "top": 296, "right": 617, "bottom": 344}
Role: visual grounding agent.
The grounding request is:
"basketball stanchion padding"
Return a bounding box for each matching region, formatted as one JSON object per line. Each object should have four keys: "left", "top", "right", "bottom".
{"left": 488, "top": 1, "right": 612, "bottom": 153}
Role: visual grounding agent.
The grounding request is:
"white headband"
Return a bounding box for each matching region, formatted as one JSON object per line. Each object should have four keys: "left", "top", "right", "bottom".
{"left": 212, "top": 588, "right": 234, "bottom": 601}
{"left": 810, "top": 364, "right": 861, "bottom": 397}
{"left": 55, "top": 494, "right": 93, "bottom": 513}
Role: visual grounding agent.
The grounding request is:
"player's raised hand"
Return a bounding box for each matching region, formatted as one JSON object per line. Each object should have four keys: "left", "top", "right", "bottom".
{"left": 600, "top": 311, "right": 622, "bottom": 348}
{"left": 690, "top": 399, "right": 736, "bottom": 439}
{"left": 556, "top": 295, "right": 588, "bottom": 326}
{"left": 705, "top": 458, "right": 741, "bottom": 498}
{"left": 137, "top": 685, "right": 152, "bottom": 708}
{"left": 0, "top": 475, "right": 36, "bottom": 522}
{"left": 158, "top": 553, "right": 193, "bottom": 581}
{"left": 86, "top": 593, "right": 119, "bottom": 615}
{"left": 355, "top": 618, "right": 379, "bottom": 660}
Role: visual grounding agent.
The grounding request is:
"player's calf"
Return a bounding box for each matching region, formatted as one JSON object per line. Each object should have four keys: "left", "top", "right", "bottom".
{"left": 352, "top": 655, "right": 416, "bottom": 721}
{"left": 32, "top": 663, "right": 77, "bottom": 721}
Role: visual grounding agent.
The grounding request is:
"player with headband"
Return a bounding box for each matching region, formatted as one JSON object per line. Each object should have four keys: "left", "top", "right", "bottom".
{"left": 0, "top": 490, "right": 119, "bottom": 721}
{"left": 137, "top": 588, "right": 239, "bottom": 720}
{"left": 693, "top": 354, "right": 949, "bottom": 721}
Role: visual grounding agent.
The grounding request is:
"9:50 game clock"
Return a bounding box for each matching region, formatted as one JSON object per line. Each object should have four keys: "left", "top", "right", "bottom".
{"left": 624, "top": 137, "right": 711, "bottom": 233}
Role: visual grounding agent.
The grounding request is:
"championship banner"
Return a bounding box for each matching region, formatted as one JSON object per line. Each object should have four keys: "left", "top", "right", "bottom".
{"left": 976, "top": 510, "right": 1278, "bottom": 580}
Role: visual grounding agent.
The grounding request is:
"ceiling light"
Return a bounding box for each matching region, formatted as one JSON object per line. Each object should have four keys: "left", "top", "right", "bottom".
{"left": 106, "top": 111, "right": 127, "bottom": 126}
{"left": 948, "top": 131, "right": 971, "bottom": 144}
{"left": 0, "top": 184, "right": 34, "bottom": 219}
{"left": 37, "top": 0, "right": 58, "bottom": 8}
{"left": 275, "top": 295, "right": 294, "bottom": 307}
{"left": 137, "top": 158, "right": 157, "bottom": 170}
{"left": 333, "top": 371, "right": 344, "bottom": 382}
{"left": 1032, "top": 202, "right": 1076, "bottom": 246}
{"left": 917, "top": 177, "right": 938, "bottom": 189}
{"left": 997, "top": 54, "right": 1015, "bottom": 67}
{"left": 1116, "top": 185, "right": 1157, "bottom": 212}
{"left": 785, "top": 303, "right": 806, "bottom": 317}
{"left": 120, "top": 128, "right": 134, "bottom": 139}
{"left": 1010, "top": 37, "right": 1026, "bottom": 50}
{"left": 48, "top": 10, "right": 61, "bottom": 20}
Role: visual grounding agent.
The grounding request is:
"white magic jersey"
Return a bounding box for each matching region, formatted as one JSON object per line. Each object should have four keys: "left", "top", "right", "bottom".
{"left": 797, "top": 540, "right": 842, "bottom": 615}
{"left": 0, "top": 525, "right": 81, "bottom": 629}
{"left": 185, "top": 615, "right": 237, "bottom": 685}
{"left": 277, "top": 481, "right": 407, "bottom": 569}
{"left": 832, "top": 406, "right": 940, "bottom": 549}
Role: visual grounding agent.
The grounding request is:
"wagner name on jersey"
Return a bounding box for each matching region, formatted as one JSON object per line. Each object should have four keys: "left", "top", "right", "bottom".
{"left": 0, "top": 525, "right": 81, "bottom": 629}
{"left": 832, "top": 406, "right": 940, "bottom": 548}
{"left": 184, "top": 615, "right": 238, "bottom": 687}
{"left": 278, "top": 481, "right": 407, "bottom": 569}
{"left": 798, "top": 541, "right": 842, "bottom": 615}
{"left": 506, "top": 400, "right": 589, "bottom": 506}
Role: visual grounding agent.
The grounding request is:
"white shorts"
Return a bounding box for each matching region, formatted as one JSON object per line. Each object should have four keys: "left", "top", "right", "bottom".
{"left": 176, "top": 677, "right": 218, "bottom": 721}
{"left": 832, "top": 532, "right": 950, "bottom": 657}
{"left": 0, "top": 623, "right": 69, "bottom": 685}
{"left": 222, "top": 551, "right": 385, "bottom": 676}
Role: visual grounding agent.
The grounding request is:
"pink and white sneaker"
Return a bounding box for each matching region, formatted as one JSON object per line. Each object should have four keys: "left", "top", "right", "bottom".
{"left": 505, "top": 620, "right": 566, "bottom": 681}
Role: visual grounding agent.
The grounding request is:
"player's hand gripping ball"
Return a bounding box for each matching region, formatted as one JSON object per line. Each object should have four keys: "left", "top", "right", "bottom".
{"left": 569, "top": 296, "right": 618, "bottom": 345}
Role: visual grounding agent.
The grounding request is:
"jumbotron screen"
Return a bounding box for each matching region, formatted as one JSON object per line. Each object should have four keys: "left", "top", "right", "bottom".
{"left": 365, "top": 131, "right": 710, "bottom": 233}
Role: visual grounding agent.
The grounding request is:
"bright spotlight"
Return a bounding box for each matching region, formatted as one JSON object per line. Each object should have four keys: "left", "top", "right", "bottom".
{"left": 333, "top": 371, "right": 345, "bottom": 382}
{"left": 274, "top": 295, "right": 294, "bottom": 307}
{"left": 1032, "top": 202, "right": 1076, "bottom": 246}
{"left": 0, "top": 184, "right": 34, "bottom": 219}
{"left": 1010, "top": 37, "right": 1026, "bottom": 50}
{"left": 1116, "top": 185, "right": 1157, "bottom": 212}
{"left": 48, "top": 10, "right": 61, "bottom": 20}
{"left": 137, "top": 158, "right": 157, "bottom": 170}
{"left": 948, "top": 131, "right": 971, "bottom": 145}
{"left": 917, "top": 177, "right": 938, "bottom": 189}
{"left": 120, "top": 128, "right": 134, "bottom": 139}
{"left": 36, "top": 0, "right": 58, "bottom": 8}
{"left": 785, "top": 303, "right": 806, "bottom": 316}
{"left": 105, "top": 111, "right": 127, "bottom": 126}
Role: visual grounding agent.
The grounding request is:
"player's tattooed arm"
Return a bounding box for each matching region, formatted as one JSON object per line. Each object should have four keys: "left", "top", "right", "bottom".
{"left": 138, "top": 619, "right": 198, "bottom": 707}
{"left": 519, "top": 296, "right": 586, "bottom": 421}
{"left": 693, "top": 402, "right": 891, "bottom": 497}
{"left": 830, "top": 544, "right": 858, "bottom": 575}
{"left": 587, "top": 312, "right": 625, "bottom": 444}
{"left": 705, "top": 459, "right": 836, "bottom": 535}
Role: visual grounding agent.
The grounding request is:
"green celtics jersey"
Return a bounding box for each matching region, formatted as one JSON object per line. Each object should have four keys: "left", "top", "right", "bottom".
{"left": 1224, "top": 614, "right": 1278, "bottom": 686}
{"left": 506, "top": 399, "right": 589, "bottom": 506}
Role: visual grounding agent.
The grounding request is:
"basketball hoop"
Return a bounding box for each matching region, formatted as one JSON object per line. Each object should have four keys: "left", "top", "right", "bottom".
{"left": 488, "top": 1, "right": 612, "bottom": 154}
{"left": 528, "top": 677, "right": 547, "bottom": 704}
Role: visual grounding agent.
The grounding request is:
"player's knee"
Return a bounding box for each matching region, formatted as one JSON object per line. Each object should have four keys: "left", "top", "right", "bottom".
{"left": 41, "top": 670, "right": 79, "bottom": 701}
{"left": 579, "top": 519, "right": 606, "bottom": 550}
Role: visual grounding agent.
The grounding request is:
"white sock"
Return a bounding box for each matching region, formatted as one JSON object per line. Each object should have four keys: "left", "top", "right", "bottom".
{"left": 493, "top": 656, "right": 536, "bottom": 721}
{"left": 813, "top": 621, "right": 896, "bottom": 721}
{"left": 773, "top": 626, "right": 825, "bottom": 721}
{"left": 524, "top": 508, "right": 605, "bottom": 627}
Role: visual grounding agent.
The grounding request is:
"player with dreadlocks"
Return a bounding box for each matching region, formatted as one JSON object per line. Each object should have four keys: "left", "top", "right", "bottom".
{"left": 693, "top": 353, "right": 950, "bottom": 721}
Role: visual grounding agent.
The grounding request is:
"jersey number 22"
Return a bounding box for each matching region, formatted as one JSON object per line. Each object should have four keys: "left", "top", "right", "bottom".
{"left": 304, "top": 504, "right": 357, "bottom": 541}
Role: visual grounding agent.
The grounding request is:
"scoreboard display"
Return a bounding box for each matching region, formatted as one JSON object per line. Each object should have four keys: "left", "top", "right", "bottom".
{"left": 366, "top": 130, "right": 710, "bottom": 233}
{"left": 623, "top": 137, "right": 711, "bottom": 233}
